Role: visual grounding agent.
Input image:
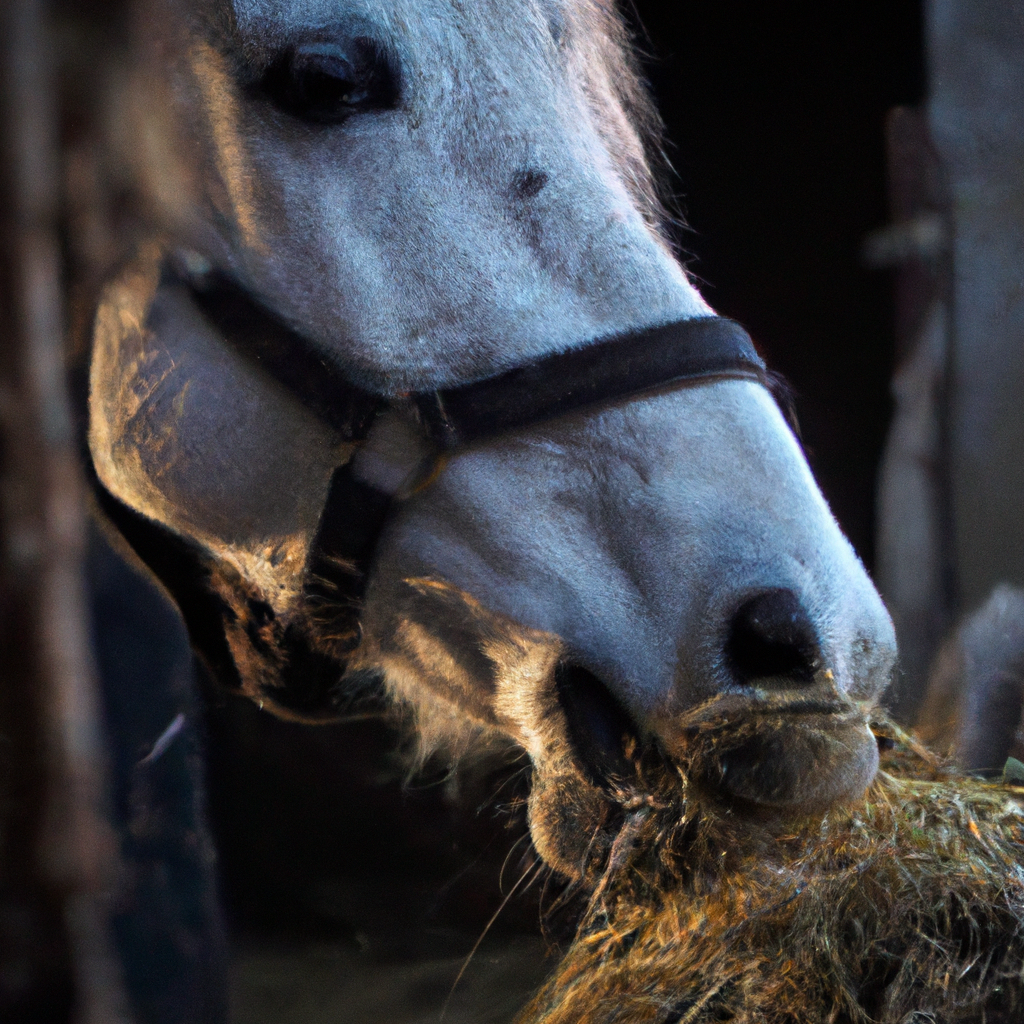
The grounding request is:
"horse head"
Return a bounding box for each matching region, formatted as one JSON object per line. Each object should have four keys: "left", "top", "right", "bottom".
{"left": 89, "top": 0, "right": 897, "bottom": 879}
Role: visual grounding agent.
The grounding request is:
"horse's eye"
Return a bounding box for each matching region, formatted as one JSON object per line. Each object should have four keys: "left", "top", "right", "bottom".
{"left": 259, "top": 39, "right": 397, "bottom": 124}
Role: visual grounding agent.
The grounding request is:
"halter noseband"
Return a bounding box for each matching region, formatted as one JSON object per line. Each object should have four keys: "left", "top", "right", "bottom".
{"left": 172, "top": 265, "right": 768, "bottom": 713}
{"left": 413, "top": 314, "right": 765, "bottom": 449}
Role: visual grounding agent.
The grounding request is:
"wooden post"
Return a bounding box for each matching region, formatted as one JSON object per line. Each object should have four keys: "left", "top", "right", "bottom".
{"left": 927, "top": 0, "right": 1024, "bottom": 616}
{"left": 875, "top": 0, "right": 1024, "bottom": 720}
{"left": 872, "top": 106, "right": 955, "bottom": 723}
{"left": 0, "top": 1, "right": 132, "bottom": 1020}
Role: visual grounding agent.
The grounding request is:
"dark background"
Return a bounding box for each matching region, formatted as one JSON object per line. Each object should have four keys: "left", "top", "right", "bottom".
{"left": 630, "top": 0, "right": 925, "bottom": 567}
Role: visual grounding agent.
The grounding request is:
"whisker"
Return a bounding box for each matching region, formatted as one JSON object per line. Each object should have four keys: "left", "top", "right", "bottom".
{"left": 475, "top": 760, "right": 532, "bottom": 815}
{"left": 538, "top": 823, "right": 605, "bottom": 933}
{"left": 439, "top": 858, "right": 543, "bottom": 1021}
{"left": 498, "top": 829, "right": 535, "bottom": 895}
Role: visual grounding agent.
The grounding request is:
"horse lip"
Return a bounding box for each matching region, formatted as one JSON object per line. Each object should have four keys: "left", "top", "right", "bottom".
{"left": 656, "top": 695, "right": 879, "bottom": 814}
{"left": 664, "top": 690, "right": 868, "bottom": 732}
{"left": 648, "top": 692, "right": 875, "bottom": 777}
{"left": 749, "top": 699, "right": 859, "bottom": 719}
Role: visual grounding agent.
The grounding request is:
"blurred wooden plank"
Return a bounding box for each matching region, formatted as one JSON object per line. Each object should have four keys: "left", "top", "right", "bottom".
{"left": 0, "top": 1, "right": 132, "bottom": 1020}
{"left": 874, "top": 105, "right": 955, "bottom": 723}
{"left": 929, "top": 0, "right": 1024, "bottom": 614}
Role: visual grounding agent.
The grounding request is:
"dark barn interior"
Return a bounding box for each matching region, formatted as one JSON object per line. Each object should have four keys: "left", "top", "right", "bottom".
{"left": 0, "top": 2, "right": 940, "bottom": 1022}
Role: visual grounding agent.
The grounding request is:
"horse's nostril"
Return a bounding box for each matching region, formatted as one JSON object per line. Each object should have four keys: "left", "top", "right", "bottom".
{"left": 555, "top": 663, "right": 639, "bottom": 787}
{"left": 726, "top": 588, "right": 820, "bottom": 685}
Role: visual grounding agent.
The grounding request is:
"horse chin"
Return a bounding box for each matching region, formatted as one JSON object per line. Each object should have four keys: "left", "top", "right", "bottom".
{"left": 527, "top": 768, "right": 615, "bottom": 881}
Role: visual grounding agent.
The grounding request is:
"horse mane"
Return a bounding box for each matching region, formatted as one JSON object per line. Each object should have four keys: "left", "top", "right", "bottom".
{"left": 565, "top": 0, "right": 674, "bottom": 235}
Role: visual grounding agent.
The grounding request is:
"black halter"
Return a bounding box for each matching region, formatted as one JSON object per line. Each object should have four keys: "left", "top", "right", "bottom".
{"left": 172, "top": 266, "right": 768, "bottom": 713}
{"left": 414, "top": 314, "right": 765, "bottom": 449}
{"left": 186, "top": 268, "right": 766, "bottom": 450}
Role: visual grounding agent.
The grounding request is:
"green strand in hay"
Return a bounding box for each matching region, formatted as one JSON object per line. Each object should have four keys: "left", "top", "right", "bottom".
{"left": 517, "top": 729, "right": 1024, "bottom": 1024}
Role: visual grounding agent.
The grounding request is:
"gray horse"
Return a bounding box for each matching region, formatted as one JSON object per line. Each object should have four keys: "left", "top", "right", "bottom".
{"left": 89, "top": 0, "right": 896, "bottom": 884}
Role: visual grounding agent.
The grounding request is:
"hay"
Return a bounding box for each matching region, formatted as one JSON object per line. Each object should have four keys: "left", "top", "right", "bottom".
{"left": 517, "top": 726, "right": 1024, "bottom": 1024}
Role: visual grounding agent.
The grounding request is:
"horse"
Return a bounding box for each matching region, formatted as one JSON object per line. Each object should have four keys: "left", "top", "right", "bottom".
{"left": 87, "top": 0, "right": 896, "bottom": 925}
